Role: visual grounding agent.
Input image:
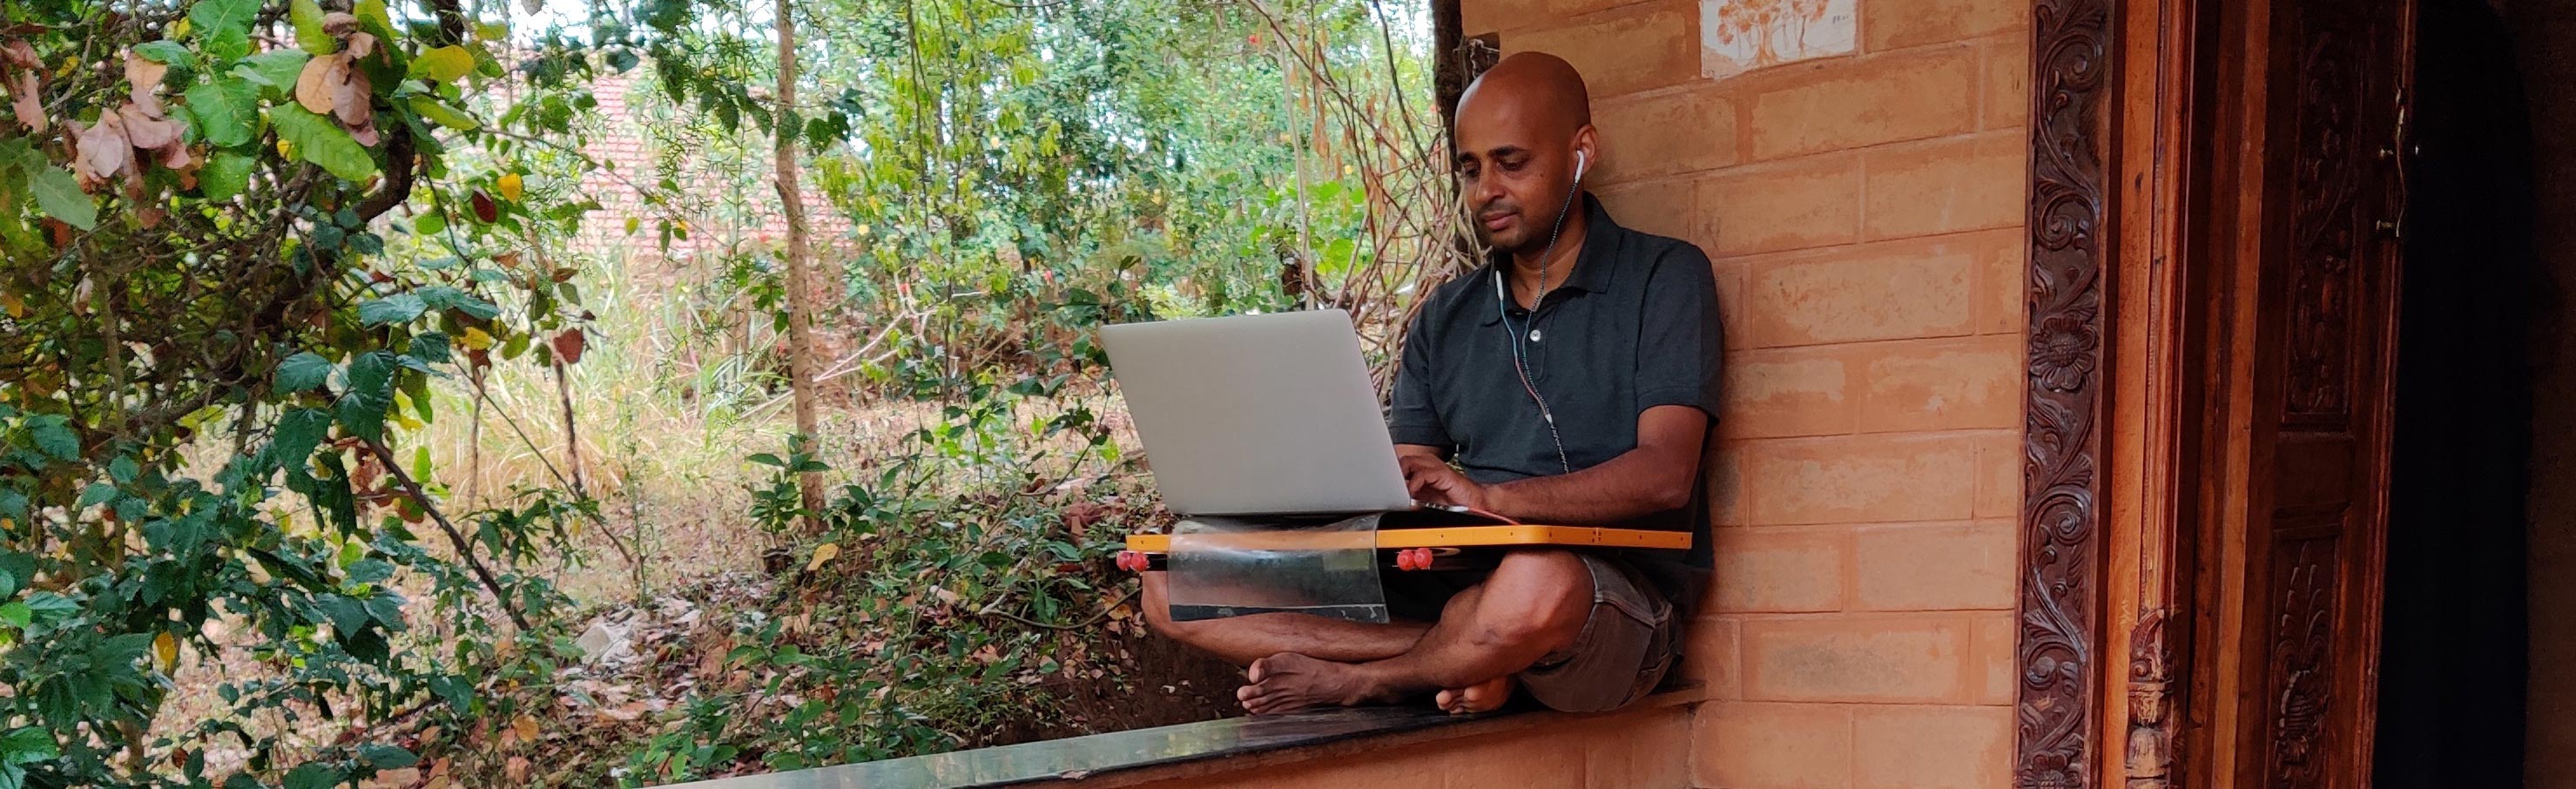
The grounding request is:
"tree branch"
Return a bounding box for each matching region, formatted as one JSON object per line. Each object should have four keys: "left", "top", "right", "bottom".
{"left": 361, "top": 436, "right": 533, "bottom": 632}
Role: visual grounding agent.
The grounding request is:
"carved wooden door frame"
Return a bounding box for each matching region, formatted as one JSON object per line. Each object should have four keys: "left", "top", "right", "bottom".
{"left": 2016, "top": 0, "right": 2415, "bottom": 785}
{"left": 2013, "top": 0, "right": 2230, "bottom": 786}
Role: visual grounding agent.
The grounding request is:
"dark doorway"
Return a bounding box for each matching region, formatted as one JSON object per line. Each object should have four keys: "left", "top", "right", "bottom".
{"left": 2370, "top": 0, "right": 2539, "bottom": 785}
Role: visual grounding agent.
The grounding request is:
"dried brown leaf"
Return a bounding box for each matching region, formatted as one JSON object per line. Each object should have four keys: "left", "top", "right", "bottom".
{"left": 119, "top": 103, "right": 178, "bottom": 149}
{"left": 347, "top": 30, "right": 378, "bottom": 59}
{"left": 9, "top": 70, "right": 41, "bottom": 132}
{"left": 295, "top": 52, "right": 347, "bottom": 114}
{"left": 0, "top": 40, "right": 37, "bottom": 70}
{"left": 323, "top": 11, "right": 360, "bottom": 37}
{"left": 73, "top": 116, "right": 130, "bottom": 181}
{"left": 123, "top": 51, "right": 165, "bottom": 106}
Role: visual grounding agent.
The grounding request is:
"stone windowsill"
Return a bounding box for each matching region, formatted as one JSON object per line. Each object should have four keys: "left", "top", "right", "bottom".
{"left": 661, "top": 684, "right": 1706, "bottom": 789}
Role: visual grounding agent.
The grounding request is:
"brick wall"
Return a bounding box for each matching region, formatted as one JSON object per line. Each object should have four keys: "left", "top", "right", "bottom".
{"left": 1480, "top": 1, "right": 2029, "bottom": 786}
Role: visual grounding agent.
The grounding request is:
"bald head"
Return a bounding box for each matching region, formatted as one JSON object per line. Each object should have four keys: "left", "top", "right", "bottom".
{"left": 1457, "top": 52, "right": 1593, "bottom": 141}
{"left": 1453, "top": 52, "right": 1597, "bottom": 256}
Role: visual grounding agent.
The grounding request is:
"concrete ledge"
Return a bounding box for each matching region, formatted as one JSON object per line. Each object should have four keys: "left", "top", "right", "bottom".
{"left": 662, "top": 685, "right": 1704, "bottom": 789}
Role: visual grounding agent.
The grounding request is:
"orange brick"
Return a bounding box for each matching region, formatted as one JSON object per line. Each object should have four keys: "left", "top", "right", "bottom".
{"left": 1695, "top": 702, "right": 1854, "bottom": 789}
{"left": 1585, "top": 707, "right": 1693, "bottom": 789}
{"left": 1722, "top": 347, "right": 1856, "bottom": 438}
{"left": 1981, "top": 33, "right": 2031, "bottom": 131}
{"left": 1743, "top": 235, "right": 1975, "bottom": 347}
{"left": 1701, "top": 153, "right": 1862, "bottom": 256}
{"left": 1864, "top": 0, "right": 2024, "bottom": 52}
{"left": 1851, "top": 705, "right": 2013, "bottom": 789}
{"left": 1851, "top": 522, "right": 2015, "bottom": 610}
{"left": 1708, "top": 442, "right": 1750, "bottom": 525}
{"left": 1862, "top": 132, "right": 2026, "bottom": 240}
{"left": 1598, "top": 175, "right": 1701, "bottom": 244}
{"left": 1746, "top": 48, "right": 1979, "bottom": 160}
{"left": 1854, "top": 336, "right": 2022, "bottom": 433}
{"left": 1738, "top": 433, "right": 1980, "bottom": 525}
{"left": 1713, "top": 526, "right": 1851, "bottom": 612}
{"left": 1972, "top": 429, "right": 2023, "bottom": 519}
{"left": 1716, "top": 257, "right": 1752, "bottom": 348}
{"left": 1743, "top": 616, "right": 1972, "bottom": 703}
{"left": 1552, "top": 0, "right": 1664, "bottom": 16}
{"left": 1968, "top": 611, "right": 2017, "bottom": 705}
{"left": 1680, "top": 616, "right": 1743, "bottom": 698}
{"left": 1595, "top": 85, "right": 1738, "bottom": 182}
{"left": 1512, "top": 6, "right": 1698, "bottom": 98}
{"left": 1461, "top": 0, "right": 1547, "bottom": 36}
{"left": 1969, "top": 228, "right": 2026, "bottom": 334}
{"left": 1437, "top": 729, "right": 1584, "bottom": 789}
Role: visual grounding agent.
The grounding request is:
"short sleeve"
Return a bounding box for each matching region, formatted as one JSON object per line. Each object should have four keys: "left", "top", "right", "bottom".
{"left": 1388, "top": 307, "right": 1453, "bottom": 449}
{"left": 1633, "top": 246, "right": 1724, "bottom": 418}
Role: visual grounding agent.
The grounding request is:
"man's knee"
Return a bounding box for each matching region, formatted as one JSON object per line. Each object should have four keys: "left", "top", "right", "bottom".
{"left": 1469, "top": 550, "right": 1594, "bottom": 652}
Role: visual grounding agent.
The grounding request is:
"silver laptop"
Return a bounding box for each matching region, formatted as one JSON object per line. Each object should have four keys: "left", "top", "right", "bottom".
{"left": 1100, "top": 310, "right": 1417, "bottom": 517}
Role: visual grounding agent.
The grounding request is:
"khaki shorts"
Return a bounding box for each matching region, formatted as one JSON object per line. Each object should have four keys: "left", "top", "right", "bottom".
{"left": 1381, "top": 553, "right": 1681, "bottom": 712}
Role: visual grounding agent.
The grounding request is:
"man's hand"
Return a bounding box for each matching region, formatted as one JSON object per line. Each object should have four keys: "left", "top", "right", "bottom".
{"left": 1399, "top": 454, "right": 1489, "bottom": 510}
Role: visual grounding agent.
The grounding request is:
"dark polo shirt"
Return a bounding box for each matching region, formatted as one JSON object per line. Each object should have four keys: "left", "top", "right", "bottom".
{"left": 1388, "top": 193, "right": 1722, "bottom": 595}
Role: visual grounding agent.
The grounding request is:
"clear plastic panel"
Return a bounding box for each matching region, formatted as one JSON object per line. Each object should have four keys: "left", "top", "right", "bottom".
{"left": 1163, "top": 514, "right": 1386, "bottom": 624}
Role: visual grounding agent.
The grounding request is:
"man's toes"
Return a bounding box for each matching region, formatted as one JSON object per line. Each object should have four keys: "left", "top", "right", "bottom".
{"left": 1245, "top": 657, "right": 1271, "bottom": 684}
{"left": 1434, "top": 688, "right": 1460, "bottom": 712}
{"left": 1455, "top": 675, "right": 1514, "bottom": 713}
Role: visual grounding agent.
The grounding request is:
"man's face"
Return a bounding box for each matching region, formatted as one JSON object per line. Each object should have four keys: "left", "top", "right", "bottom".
{"left": 1453, "top": 98, "right": 1580, "bottom": 254}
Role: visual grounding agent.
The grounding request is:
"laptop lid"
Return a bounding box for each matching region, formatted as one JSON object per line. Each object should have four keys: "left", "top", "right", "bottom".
{"left": 1100, "top": 310, "right": 1416, "bottom": 517}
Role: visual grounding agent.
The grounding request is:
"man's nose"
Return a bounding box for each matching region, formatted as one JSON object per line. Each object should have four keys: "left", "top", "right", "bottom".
{"left": 1468, "top": 172, "right": 1503, "bottom": 212}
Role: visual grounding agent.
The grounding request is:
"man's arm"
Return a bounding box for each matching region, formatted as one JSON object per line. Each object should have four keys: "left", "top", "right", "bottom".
{"left": 1404, "top": 405, "right": 1708, "bottom": 524}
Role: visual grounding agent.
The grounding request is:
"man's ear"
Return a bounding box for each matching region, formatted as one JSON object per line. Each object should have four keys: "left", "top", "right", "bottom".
{"left": 1571, "top": 125, "right": 1600, "bottom": 184}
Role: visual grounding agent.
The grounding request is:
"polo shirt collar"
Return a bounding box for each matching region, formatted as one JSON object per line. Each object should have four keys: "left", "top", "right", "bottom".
{"left": 1477, "top": 192, "right": 1624, "bottom": 325}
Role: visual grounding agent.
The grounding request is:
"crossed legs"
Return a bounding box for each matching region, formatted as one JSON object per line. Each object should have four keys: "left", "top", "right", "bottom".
{"left": 1138, "top": 549, "right": 1595, "bottom": 715}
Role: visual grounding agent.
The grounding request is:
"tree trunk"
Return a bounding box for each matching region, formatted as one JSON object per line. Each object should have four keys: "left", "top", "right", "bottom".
{"left": 772, "top": 0, "right": 826, "bottom": 533}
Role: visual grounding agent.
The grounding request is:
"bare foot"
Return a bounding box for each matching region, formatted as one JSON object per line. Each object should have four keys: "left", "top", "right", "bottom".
{"left": 1433, "top": 674, "right": 1514, "bottom": 714}
{"left": 1235, "top": 652, "right": 1390, "bottom": 715}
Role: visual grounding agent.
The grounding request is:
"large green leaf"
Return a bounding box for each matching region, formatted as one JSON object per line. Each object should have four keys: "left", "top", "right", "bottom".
{"left": 235, "top": 50, "right": 311, "bottom": 94}
{"left": 199, "top": 151, "right": 255, "bottom": 201}
{"left": 275, "top": 351, "right": 334, "bottom": 393}
{"left": 269, "top": 106, "right": 375, "bottom": 181}
{"left": 406, "top": 95, "right": 480, "bottom": 131}
{"left": 358, "top": 743, "right": 419, "bottom": 769}
{"left": 290, "top": 0, "right": 336, "bottom": 55}
{"left": 29, "top": 165, "right": 96, "bottom": 231}
{"left": 188, "top": 0, "right": 261, "bottom": 39}
{"left": 24, "top": 415, "right": 78, "bottom": 462}
{"left": 270, "top": 408, "right": 332, "bottom": 468}
{"left": 282, "top": 762, "right": 345, "bottom": 789}
{"left": 336, "top": 352, "right": 396, "bottom": 442}
{"left": 131, "top": 40, "right": 192, "bottom": 64}
{"left": 358, "top": 293, "right": 427, "bottom": 326}
{"left": 184, "top": 79, "right": 260, "bottom": 147}
{"left": 0, "top": 728, "right": 55, "bottom": 766}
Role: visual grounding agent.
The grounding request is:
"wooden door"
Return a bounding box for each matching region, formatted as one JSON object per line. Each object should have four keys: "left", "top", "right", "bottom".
{"left": 2222, "top": 0, "right": 2414, "bottom": 785}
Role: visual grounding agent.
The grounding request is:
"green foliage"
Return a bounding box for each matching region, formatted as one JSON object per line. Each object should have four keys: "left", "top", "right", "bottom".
{"left": 619, "top": 389, "right": 1135, "bottom": 786}
{"left": 0, "top": 0, "right": 606, "bottom": 785}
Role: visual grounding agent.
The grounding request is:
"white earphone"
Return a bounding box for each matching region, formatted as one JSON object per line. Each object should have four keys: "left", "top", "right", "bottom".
{"left": 1483, "top": 146, "right": 1591, "bottom": 475}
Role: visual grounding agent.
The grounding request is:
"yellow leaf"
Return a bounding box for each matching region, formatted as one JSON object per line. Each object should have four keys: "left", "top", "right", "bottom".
{"left": 496, "top": 172, "right": 523, "bottom": 202}
{"left": 410, "top": 44, "right": 475, "bottom": 83}
{"left": 461, "top": 327, "right": 494, "bottom": 349}
{"left": 2, "top": 291, "right": 23, "bottom": 318}
{"left": 806, "top": 543, "right": 840, "bottom": 572}
{"left": 511, "top": 714, "right": 539, "bottom": 742}
{"left": 154, "top": 632, "right": 179, "bottom": 672}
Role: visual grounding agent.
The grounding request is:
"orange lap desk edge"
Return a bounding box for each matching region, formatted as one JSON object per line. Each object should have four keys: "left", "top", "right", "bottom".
{"left": 1122, "top": 526, "right": 1690, "bottom": 554}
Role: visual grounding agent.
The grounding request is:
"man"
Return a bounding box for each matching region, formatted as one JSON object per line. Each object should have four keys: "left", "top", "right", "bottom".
{"left": 1139, "top": 52, "right": 1720, "bottom": 715}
